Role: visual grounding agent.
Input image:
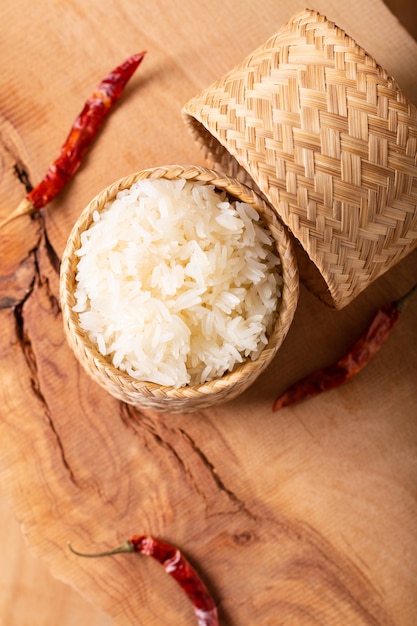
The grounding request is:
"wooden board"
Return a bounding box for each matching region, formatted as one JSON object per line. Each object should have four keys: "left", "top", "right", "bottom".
{"left": 0, "top": 1, "right": 416, "bottom": 624}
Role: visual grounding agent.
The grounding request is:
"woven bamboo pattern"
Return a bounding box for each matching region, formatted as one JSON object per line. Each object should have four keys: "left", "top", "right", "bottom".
{"left": 183, "top": 8, "right": 417, "bottom": 309}
{"left": 60, "top": 165, "right": 299, "bottom": 413}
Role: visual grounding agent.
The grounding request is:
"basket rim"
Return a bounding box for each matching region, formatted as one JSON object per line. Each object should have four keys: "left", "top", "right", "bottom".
{"left": 59, "top": 164, "right": 299, "bottom": 405}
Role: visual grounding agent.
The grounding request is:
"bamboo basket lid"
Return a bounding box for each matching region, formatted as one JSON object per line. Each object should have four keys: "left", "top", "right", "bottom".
{"left": 183, "top": 8, "right": 417, "bottom": 309}
{"left": 60, "top": 165, "right": 299, "bottom": 412}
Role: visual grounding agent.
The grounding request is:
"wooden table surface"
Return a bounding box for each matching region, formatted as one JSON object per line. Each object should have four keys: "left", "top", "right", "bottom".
{"left": 0, "top": 1, "right": 416, "bottom": 624}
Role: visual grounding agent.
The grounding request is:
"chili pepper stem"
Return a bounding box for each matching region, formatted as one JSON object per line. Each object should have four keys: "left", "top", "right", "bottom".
{"left": 395, "top": 281, "right": 417, "bottom": 312}
{"left": 0, "top": 197, "right": 34, "bottom": 229}
{"left": 67, "top": 540, "right": 135, "bottom": 558}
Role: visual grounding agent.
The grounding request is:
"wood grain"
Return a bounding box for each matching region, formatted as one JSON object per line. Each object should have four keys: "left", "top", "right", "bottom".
{"left": 0, "top": 485, "right": 112, "bottom": 626}
{"left": 0, "top": 0, "right": 416, "bottom": 624}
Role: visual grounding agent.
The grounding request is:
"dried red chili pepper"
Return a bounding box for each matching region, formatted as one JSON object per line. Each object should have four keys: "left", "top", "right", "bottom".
{"left": 68, "top": 535, "right": 219, "bottom": 626}
{"left": 273, "top": 283, "right": 417, "bottom": 412}
{"left": 1, "top": 52, "right": 146, "bottom": 228}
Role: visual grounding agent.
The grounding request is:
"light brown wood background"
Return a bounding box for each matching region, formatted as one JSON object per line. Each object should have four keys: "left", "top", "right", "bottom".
{"left": 0, "top": 1, "right": 416, "bottom": 625}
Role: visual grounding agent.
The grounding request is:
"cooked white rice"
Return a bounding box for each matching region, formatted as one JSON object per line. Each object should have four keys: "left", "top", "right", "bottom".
{"left": 73, "top": 178, "right": 282, "bottom": 388}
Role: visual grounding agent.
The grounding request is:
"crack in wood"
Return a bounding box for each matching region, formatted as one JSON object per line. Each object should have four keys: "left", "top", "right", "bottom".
{"left": 177, "top": 427, "right": 257, "bottom": 521}
{"left": 43, "top": 224, "right": 62, "bottom": 277}
{"left": 0, "top": 114, "right": 34, "bottom": 193}
{"left": 6, "top": 215, "right": 77, "bottom": 486}
{"left": 120, "top": 405, "right": 256, "bottom": 519}
{"left": 13, "top": 296, "right": 77, "bottom": 486}
{"left": 13, "top": 161, "right": 33, "bottom": 193}
{"left": 119, "top": 404, "right": 193, "bottom": 476}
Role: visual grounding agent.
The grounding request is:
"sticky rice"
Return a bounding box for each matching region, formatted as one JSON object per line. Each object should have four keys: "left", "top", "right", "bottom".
{"left": 73, "top": 178, "right": 282, "bottom": 388}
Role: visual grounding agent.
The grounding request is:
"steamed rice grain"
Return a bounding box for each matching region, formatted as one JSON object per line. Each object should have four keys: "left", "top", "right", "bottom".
{"left": 73, "top": 178, "right": 282, "bottom": 388}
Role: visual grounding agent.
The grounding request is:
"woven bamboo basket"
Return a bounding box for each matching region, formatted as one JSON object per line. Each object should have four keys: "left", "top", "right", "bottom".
{"left": 183, "top": 8, "right": 417, "bottom": 309}
{"left": 60, "top": 165, "right": 299, "bottom": 413}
